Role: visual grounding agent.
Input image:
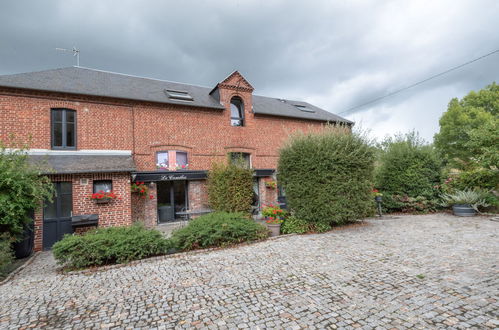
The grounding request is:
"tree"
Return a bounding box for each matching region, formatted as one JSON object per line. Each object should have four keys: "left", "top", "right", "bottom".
{"left": 0, "top": 145, "right": 54, "bottom": 239}
{"left": 434, "top": 82, "right": 498, "bottom": 169}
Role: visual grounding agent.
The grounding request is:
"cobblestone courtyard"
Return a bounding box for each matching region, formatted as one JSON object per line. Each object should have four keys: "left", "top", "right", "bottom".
{"left": 1, "top": 214, "right": 498, "bottom": 329}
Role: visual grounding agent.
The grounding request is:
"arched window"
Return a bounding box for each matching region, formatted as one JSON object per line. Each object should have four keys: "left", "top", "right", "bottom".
{"left": 230, "top": 97, "right": 244, "bottom": 127}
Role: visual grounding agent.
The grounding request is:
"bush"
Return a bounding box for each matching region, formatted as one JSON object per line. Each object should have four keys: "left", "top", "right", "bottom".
{"left": 278, "top": 126, "right": 375, "bottom": 229}
{"left": 0, "top": 234, "right": 14, "bottom": 277}
{"left": 281, "top": 216, "right": 309, "bottom": 234}
{"left": 376, "top": 132, "right": 442, "bottom": 213}
{"left": 207, "top": 161, "right": 254, "bottom": 213}
{"left": 52, "top": 224, "right": 172, "bottom": 269}
{"left": 170, "top": 212, "right": 268, "bottom": 251}
{"left": 0, "top": 145, "right": 54, "bottom": 239}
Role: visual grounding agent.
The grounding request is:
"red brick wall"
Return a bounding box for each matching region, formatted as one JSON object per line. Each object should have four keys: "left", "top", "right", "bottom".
{"left": 33, "top": 172, "right": 132, "bottom": 251}
{"left": 0, "top": 87, "right": 326, "bottom": 171}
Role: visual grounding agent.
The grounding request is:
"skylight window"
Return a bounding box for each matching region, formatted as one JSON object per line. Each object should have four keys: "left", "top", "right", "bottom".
{"left": 294, "top": 105, "right": 315, "bottom": 113}
{"left": 165, "top": 89, "right": 194, "bottom": 101}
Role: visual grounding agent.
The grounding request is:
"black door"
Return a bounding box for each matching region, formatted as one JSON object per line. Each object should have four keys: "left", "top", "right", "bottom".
{"left": 277, "top": 185, "right": 287, "bottom": 210}
{"left": 43, "top": 182, "right": 73, "bottom": 249}
{"left": 157, "top": 181, "right": 188, "bottom": 223}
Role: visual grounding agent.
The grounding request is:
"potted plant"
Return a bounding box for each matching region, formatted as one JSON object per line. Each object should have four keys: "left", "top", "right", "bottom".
{"left": 90, "top": 191, "right": 118, "bottom": 204}
{"left": 372, "top": 189, "right": 383, "bottom": 202}
{"left": 440, "top": 190, "right": 489, "bottom": 216}
{"left": 261, "top": 204, "right": 284, "bottom": 237}
{"left": 131, "top": 182, "right": 149, "bottom": 197}
{"left": 265, "top": 180, "right": 277, "bottom": 189}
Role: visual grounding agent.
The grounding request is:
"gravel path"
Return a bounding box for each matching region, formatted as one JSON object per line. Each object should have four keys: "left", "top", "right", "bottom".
{"left": 1, "top": 213, "right": 498, "bottom": 329}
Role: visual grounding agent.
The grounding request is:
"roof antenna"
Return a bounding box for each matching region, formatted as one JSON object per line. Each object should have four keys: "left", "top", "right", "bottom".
{"left": 56, "top": 47, "right": 80, "bottom": 66}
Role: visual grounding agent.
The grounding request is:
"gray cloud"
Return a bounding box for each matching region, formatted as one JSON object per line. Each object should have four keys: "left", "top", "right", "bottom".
{"left": 1, "top": 0, "right": 498, "bottom": 141}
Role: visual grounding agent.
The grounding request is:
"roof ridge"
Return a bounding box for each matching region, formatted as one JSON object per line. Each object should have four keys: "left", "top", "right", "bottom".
{"left": 72, "top": 66, "right": 215, "bottom": 89}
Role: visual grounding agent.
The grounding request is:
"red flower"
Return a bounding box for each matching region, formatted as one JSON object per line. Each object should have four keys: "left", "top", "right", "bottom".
{"left": 149, "top": 194, "right": 154, "bottom": 200}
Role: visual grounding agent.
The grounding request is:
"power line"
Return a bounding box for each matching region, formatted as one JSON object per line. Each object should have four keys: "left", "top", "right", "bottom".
{"left": 338, "top": 48, "right": 499, "bottom": 115}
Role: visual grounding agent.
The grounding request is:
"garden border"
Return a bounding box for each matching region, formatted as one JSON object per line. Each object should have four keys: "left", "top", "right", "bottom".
{"left": 62, "top": 233, "right": 298, "bottom": 275}
{"left": 0, "top": 252, "right": 40, "bottom": 286}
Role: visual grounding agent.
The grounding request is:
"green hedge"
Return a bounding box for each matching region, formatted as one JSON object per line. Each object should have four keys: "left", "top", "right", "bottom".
{"left": 170, "top": 212, "right": 268, "bottom": 251}
{"left": 278, "top": 127, "right": 375, "bottom": 229}
{"left": 52, "top": 224, "right": 172, "bottom": 269}
{"left": 375, "top": 132, "right": 442, "bottom": 213}
{"left": 207, "top": 161, "right": 254, "bottom": 213}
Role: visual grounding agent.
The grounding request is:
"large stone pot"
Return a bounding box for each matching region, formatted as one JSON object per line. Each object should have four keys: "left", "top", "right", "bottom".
{"left": 13, "top": 221, "right": 34, "bottom": 259}
{"left": 266, "top": 223, "right": 281, "bottom": 237}
{"left": 452, "top": 204, "right": 477, "bottom": 217}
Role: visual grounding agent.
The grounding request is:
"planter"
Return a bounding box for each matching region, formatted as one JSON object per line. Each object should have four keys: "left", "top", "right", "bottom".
{"left": 266, "top": 223, "right": 281, "bottom": 237}
{"left": 12, "top": 220, "right": 34, "bottom": 259}
{"left": 452, "top": 204, "right": 477, "bottom": 217}
{"left": 94, "top": 199, "right": 113, "bottom": 204}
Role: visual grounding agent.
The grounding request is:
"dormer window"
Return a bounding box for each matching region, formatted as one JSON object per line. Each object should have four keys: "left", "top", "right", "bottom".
{"left": 230, "top": 97, "right": 244, "bottom": 127}
{"left": 165, "top": 89, "right": 193, "bottom": 101}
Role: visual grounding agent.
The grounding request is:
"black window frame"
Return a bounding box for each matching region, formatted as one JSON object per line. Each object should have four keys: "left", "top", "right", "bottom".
{"left": 51, "top": 108, "right": 77, "bottom": 150}
{"left": 93, "top": 180, "right": 113, "bottom": 193}
{"left": 230, "top": 97, "right": 245, "bottom": 127}
{"left": 229, "top": 152, "right": 251, "bottom": 168}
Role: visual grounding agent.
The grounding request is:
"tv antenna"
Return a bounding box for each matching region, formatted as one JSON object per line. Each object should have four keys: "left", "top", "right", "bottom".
{"left": 56, "top": 47, "right": 80, "bottom": 66}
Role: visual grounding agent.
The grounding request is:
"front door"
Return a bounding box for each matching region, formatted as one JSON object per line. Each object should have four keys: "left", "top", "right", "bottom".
{"left": 43, "top": 182, "right": 73, "bottom": 249}
{"left": 157, "top": 181, "right": 188, "bottom": 223}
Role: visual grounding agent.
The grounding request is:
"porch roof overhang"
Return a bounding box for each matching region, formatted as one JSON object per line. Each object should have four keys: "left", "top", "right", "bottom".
{"left": 29, "top": 154, "right": 136, "bottom": 174}
{"left": 132, "top": 169, "right": 276, "bottom": 182}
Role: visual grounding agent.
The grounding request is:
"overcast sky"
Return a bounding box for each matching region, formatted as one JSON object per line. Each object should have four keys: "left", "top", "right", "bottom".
{"left": 1, "top": 0, "right": 498, "bottom": 141}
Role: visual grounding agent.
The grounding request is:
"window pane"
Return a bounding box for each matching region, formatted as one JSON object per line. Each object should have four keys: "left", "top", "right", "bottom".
{"left": 52, "top": 109, "right": 62, "bottom": 122}
{"left": 53, "top": 123, "right": 63, "bottom": 147}
{"left": 94, "top": 180, "right": 112, "bottom": 193}
{"left": 60, "top": 182, "right": 72, "bottom": 194}
{"left": 66, "top": 110, "right": 75, "bottom": 123}
{"left": 156, "top": 152, "right": 169, "bottom": 169}
{"left": 231, "top": 119, "right": 243, "bottom": 126}
{"left": 230, "top": 103, "right": 241, "bottom": 118}
{"left": 43, "top": 199, "right": 57, "bottom": 219}
{"left": 230, "top": 152, "right": 250, "bottom": 168}
{"left": 60, "top": 194, "right": 72, "bottom": 217}
{"left": 66, "top": 122, "right": 75, "bottom": 147}
{"left": 176, "top": 152, "right": 188, "bottom": 166}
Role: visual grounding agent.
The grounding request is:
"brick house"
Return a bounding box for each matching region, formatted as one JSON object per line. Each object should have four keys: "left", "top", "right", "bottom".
{"left": 0, "top": 67, "right": 351, "bottom": 251}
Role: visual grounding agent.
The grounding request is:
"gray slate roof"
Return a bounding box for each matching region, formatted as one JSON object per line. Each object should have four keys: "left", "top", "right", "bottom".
{"left": 29, "top": 155, "right": 136, "bottom": 174}
{"left": 0, "top": 67, "right": 352, "bottom": 124}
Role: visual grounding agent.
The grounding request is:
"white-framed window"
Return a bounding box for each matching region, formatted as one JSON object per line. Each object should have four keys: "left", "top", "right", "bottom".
{"left": 156, "top": 151, "right": 189, "bottom": 170}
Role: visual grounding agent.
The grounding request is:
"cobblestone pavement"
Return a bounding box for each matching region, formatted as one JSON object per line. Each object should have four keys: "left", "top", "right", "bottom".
{"left": 1, "top": 213, "right": 498, "bottom": 329}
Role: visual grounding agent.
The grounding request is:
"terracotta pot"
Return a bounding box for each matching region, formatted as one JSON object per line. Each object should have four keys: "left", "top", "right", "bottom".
{"left": 266, "top": 223, "right": 281, "bottom": 237}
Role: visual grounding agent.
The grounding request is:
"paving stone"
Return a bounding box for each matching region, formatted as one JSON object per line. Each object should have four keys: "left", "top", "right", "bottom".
{"left": 0, "top": 214, "right": 498, "bottom": 329}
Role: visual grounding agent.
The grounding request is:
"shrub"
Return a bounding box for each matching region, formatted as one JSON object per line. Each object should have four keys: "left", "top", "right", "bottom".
{"left": 278, "top": 126, "right": 375, "bottom": 229}
{"left": 207, "top": 161, "right": 254, "bottom": 213}
{"left": 0, "top": 234, "right": 14, "bottom": 277}
{"left": 375, "top": 132, "right": 442, "bottom": 213}
{"left": 52, "top": 224, "right": 172, "bottom": 269}
{"left": 170, "top": 212, "right": 268, "bottom": 251}
{"left": 0, "top": 144, "right": 54, "bottom": 239}
{"left": 281, "top": 216, "right": 309, "bottom": 234}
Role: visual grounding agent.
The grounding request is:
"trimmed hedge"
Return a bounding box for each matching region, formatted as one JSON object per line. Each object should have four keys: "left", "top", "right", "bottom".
{"left": 278, "top": 127, "right": 375, "bottom": 229}
{"left": 52, "top": 224, "right": 172, "bottom": 269}
{"left": 207, "top": 161, "right": 254, "bottom": 213}
{"left": 376, "top": 133, "right": 442, "bottom": 213}
{"left": 170, "top": 212, "right": 268, "bottom": 251}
